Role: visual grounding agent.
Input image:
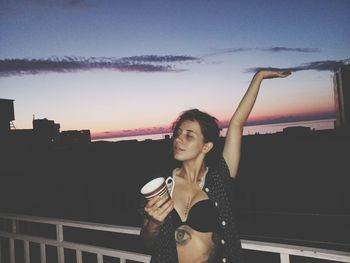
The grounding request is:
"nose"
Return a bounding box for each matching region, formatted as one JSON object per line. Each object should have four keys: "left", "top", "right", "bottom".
{"left": 174, "top": 135, "right": 182, "bottom": 143}
{"left": 174, "top": 132, "right": 184, "bottom": 144}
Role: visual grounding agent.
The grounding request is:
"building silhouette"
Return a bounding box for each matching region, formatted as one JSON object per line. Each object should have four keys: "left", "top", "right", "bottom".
{"left": 33, "top": 117, "right": 61, "bottom": 144}
{"left": 282, "top": 126, "right": 311, "bottom": 135}
{"left": 0, "top": 98, "right": 15, "bottom": 141}
{"left": 0, "top": 98, "right": 91, "bottom": 147}
{"left": 60, "top": 129, "right": 91, "bottom": 145}
{"left": 333, "top": 64, "right": 350, "bottom": 129}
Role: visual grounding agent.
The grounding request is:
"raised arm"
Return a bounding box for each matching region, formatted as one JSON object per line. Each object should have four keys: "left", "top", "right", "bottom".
{"left": 223, "top": 70, "right": 291, "bottom": 177}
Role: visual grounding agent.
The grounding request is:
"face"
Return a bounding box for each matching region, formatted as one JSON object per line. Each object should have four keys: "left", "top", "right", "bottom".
{"left": 173, "top": 120, "right": 212, "bottom": 162}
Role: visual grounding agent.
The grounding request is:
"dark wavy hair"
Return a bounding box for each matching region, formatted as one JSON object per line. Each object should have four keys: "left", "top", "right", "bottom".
{"left": 171, "top": 109, "right": 221, "bottom": 163}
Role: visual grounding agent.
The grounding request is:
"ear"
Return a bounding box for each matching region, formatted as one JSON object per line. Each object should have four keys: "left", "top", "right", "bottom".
{"left": 202, "top": 142, "right": 214, "bottom": 154}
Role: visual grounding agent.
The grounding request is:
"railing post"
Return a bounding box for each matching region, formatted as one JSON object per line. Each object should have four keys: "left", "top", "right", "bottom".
{"left": 97, "top": 253, "right": 103, "bottom": 263}
{"left": 56, "top": 224, "right": 65, "bottom": 263}
{"left": 280, "top": 253, "right": 290, "bottom": 263}
{"left": 10, "top": 219, "right": 17, "bottom": 263}
{"left": 0, "top": 237, "right": 2, "bottom": 263}
{"left": 9, "top": 237, "right": 15, "bottom": 263}
{"left": 40, "top": 243, "right": 47, "bottom": 263}
{"left": 24, "top": 240, "right": 30, "bottom": 263}
{"left": 76, "top": 250, "right": 82, "bottom": 263}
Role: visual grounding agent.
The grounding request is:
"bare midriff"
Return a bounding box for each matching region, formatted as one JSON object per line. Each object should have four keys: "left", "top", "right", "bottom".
{"left": 175, "top": 225, "right": 217, "bottom": 263}
{"left": 172, "top": 170, "right": 217, "bottom": 262}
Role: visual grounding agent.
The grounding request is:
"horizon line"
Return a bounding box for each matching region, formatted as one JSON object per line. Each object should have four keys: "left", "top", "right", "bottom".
{"left": 91, "top": 111, "right": 336, "bottom": 140}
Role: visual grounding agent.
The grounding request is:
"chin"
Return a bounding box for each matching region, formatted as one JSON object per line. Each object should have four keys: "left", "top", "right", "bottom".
{"left": 173, "top": 154, "right": 182, "bottom": 161}
{"left": 173, "top": 153, "right": 186, "bottom": 161}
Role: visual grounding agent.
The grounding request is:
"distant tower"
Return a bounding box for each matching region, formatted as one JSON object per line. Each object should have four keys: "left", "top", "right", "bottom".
{"left": 333, "top": 65, "right": 350, "bottom": 129}
{"left": 0, "top": 98, "right": 15, "bottom": 137}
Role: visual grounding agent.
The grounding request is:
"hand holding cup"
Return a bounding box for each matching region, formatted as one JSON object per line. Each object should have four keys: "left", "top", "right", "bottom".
{"left": 144, "top": 195, "right": 174, "bottom": 225}
{"left": 140, "top": 177, "right": 174, "bottom": 225}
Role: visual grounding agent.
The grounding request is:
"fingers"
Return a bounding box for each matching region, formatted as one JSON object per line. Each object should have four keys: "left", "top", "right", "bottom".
{"left": 145, "top": 195, "right": 161, "bottom": 207}
{"left": 145, "top": 195, "right": 168, "bottom": 210}
{"left": 144, "top": 197, "right": 174, "bottom": 224}
{"left": 157, "top": 199, "right": 174, "bottom": 221}
{"left": 147, "top": 201, "right": 172, "bottom": 223}
{"left": 277, "top": 71, "right": 291, "bottom": 78}
{"left": 258, "top": 70, "right": 291, "bottom": 79}
{"left": 267, "top": 71, "right": 290, "bottom": 78}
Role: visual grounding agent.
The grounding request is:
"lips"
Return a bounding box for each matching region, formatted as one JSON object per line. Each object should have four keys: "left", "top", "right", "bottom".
{"left": 174, "top": 145, "right": 185, "bottom": 152}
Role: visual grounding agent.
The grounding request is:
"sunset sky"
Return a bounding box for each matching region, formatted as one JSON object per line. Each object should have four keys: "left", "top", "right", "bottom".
{"left": 1, "top": 0, "right": 349, "bottom": 139}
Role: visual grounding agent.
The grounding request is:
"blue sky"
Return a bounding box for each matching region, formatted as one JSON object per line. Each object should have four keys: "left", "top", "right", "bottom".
{"left": 1, "top": 0, "right": 349, "bottom": 138}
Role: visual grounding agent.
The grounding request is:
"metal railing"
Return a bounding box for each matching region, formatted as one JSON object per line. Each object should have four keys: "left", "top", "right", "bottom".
{"left": 1, "top": 213, "right": 349, "bottom": 263}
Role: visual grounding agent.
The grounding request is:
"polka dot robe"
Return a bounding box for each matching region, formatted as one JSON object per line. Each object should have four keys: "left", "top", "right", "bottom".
{"left": 141, "top": 156, "right": 244, "bottom": 263}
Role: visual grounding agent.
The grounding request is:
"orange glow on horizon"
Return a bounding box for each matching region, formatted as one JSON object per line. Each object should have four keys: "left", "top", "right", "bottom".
{"left": 92, "top": 108, "right": 335, "bottom": 139}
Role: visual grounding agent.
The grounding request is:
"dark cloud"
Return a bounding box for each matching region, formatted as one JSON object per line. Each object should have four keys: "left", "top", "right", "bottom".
{"left": 203, "top": 46, "right": 320, "bottom": 57}
{"left": 261, "top": 47, "right": 320, "bottom": 53}
{"left": 245, "top": 58, "right": 350, "bottom": 73}
{"left": 202, "top": 48, "right": 250, "bottom": 57}
{"left": 119, "top": 55, "right": 199, "bottom": 63}
{"left": 28, "top": 0, "right": 89, "bottom": 8}
{"left": 0, "top": 55, "right": 200, "bottom": 77}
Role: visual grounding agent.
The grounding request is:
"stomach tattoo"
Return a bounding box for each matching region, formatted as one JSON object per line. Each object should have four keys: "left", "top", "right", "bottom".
{"left": 175, "top": 225, "right": 192, "bottom": 245}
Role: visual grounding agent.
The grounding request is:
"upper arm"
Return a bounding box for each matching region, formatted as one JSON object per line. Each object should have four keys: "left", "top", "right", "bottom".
{"left": 222, "top": 124, "right": 243, "bottom": 178}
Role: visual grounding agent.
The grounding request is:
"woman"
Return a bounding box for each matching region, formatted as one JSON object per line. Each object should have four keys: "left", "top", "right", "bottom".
{"left": 140, "top": 70, "right": 291, "bottom": 262}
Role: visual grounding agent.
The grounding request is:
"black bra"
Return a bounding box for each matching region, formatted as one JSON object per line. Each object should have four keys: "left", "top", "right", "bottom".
{"left": 172, "top": 199, "right": 220, "bottom": 233}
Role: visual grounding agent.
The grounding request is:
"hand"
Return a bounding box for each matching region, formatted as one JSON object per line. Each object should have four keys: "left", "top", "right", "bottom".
{"left": 144, "top": 195, "right": 174, "bottom": 226}
{"left": 256, "top": 69, "right": 291, "bottom": 79}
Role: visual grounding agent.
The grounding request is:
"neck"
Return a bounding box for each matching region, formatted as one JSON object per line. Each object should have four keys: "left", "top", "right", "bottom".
{"left": 180, "top": 158, "right": 206, "bottom": 184}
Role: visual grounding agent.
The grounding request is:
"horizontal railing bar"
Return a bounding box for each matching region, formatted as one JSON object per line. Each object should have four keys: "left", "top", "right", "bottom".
{"left": 1, "top": 213, "right": 349, "bottom": 262}
{"left": 0, "top": 231, "right": 151, "bottom": 262}
{"left": 2, "top": 213, "right": 348, "bottom": 248}
{"left": 241, "top": 239, "right": 350, "bottom": 263}
{"left": 241, "top": 234, "right": 350, "bottom": 249}
{"left": 3, "top": 213, "right": 346, "bottom": 250}
{"left": 2, "top": 230, "right": 349, "bottom": 263}
{"left": 241, "top": 211, "right": 350, "bottom": 217}
{"left": 0, "top": 213, "right": 140, "bottom": 235}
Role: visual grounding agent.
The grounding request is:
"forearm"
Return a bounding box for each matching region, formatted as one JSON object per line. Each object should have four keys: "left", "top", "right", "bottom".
{"left": 140, "top": 218, "right": 161, "bottom": 248}
{"left": 140, "top": 196, "right": 174, "bottom": 248}
{"left": 229, "top": 71, "right": 264, "bottom": 128}
{"left": 223, "top": 72, "right": 263, "bottom": 176}
{"left": 223, "top": 70, "right": 290, "bottom": 177}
